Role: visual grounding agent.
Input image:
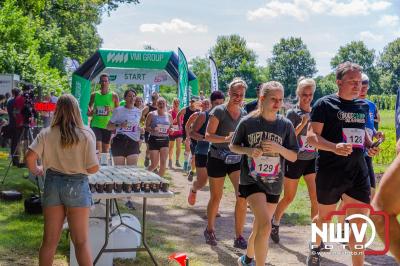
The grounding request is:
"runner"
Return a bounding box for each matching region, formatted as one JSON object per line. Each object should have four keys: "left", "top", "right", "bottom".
{"left": 177, "top": 96, "right": 200, "bottom": 172}
{"left": 168, "top": 98, "right": 183, "bottom": 169}
{"left": 141, "top": 91, "right": 159, "bottom": 167}
{"left": 372, "top": 151, "right": 400, "bottom": 262}
{"left": 271, "top": 78, "right": 318, "bottom": 244}
{"left": 134, "top": 96, "right": 145, "bottom": 148}
{"left": 230, "top": 81, "right": 298, "bottom": 266}
{"left": 185, "top": 99, "right": 211, "bottom": 181}
{"left": 87, "top": 73, "right": 119, "bottom": 153}
{"left": 306, "top": 62, "right": 380, "bottom": 266}
{"left": 107, "top": 89, "right": 141, "bottom": 166}
{"left": 145, "top": 97, "right": 172, "bottom": 177}
{"left": 203, "top": 77, "right": 248, "bottom": 249}
{"left": 244, "top": 83, "right": 262, "bottom": 114}
{"left": 188, "top": 91, "right": 225, "bottom": 205}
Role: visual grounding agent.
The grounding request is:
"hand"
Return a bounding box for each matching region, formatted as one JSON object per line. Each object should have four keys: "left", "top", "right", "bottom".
{"left": 334, "top": 143, "right": 353, "bottom": 156}
{"left": 33, "top": 166, "right": 44, "bottom": 176}
{"left": 120, "top": 120, "right": 128, "bottom": 128}
{"left": 87, "top": 108, "right": 94, "bottom": 116}
{"left": 374, "top": 131, "right": 384, "bottom": 140}
{"left": 261, "top": 140, "right": 282, "bottom": 154}
{"left": 249, "top": 148, "right": 263, "bottom": 158}
{"left": 301, "top": 114, "right": 310, "bottom": 124}
{"left": 367, "top": 146, "right": 380, "bottom": 157}
{"left": 224, "top": 132, "right": 234, "bottom": 142}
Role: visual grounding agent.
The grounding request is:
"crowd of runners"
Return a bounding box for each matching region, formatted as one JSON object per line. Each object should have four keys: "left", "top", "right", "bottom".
{"left": 83, "top": 61, "right": 400, "bottom": 266}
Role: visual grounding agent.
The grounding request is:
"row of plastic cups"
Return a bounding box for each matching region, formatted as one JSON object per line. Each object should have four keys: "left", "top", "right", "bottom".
{"left": 89, "top": 179, "right": 170, "bottom": 194}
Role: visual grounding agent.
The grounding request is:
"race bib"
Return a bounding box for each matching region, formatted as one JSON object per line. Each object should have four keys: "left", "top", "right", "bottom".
{"left": 249, "top": 155, "right": 280, "bottom": 180}
{"left": 342, "top": 128, "right": 365, "bottom": 148}
{"left": 157, "top": 124, "right": 169, "bottom": 134}
{"left": 121, "top": 122, "right": 134, "bottom": 132}
{"left": 299, "top": 135, "right": 315, "bottom": 152}
{"left": 96, "top": 106, "right": 109, "bottom": 116}
{"left": 172, "top": 125, "right": 180, "bottom": 131}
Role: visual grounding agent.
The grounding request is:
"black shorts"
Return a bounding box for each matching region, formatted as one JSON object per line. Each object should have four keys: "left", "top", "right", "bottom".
{"left": 169, "top": 134, "right": 183, "bottom": 141}
{"left": 144, "top": 131, "right": 150, "bottom": 143}
{"left": 148, "top": 135, "right": 169, "bottom": 151}
{"left": 195, "top": 154, "right": 208, "bottom": 168}
{"left": 365, "top": 156, "right": 376, "bottom": 189}
{"left": 111, "top": 134, "right": 140, "bottom": 157}
{"left": 190, "top": 141, "right": 197, "bottom": 155}
{"left": 238, "top": 183, "right": 280, "bottom": 204}
{"left": 207, "top": 154, "right": 241, "bottom": 178}
{"left": 285, "top": 158, "right": 316, "bottom": 179}
{"left": 92, "top": 127, "right": 112, "bottom": 144}
{"left": 316, "top": 168, "right": 370, "bottom": 205}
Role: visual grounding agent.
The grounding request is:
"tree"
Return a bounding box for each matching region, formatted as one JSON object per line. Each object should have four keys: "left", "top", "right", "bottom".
{"left": 210, "top": 34, "right": 259, "bottom": 97}
{"left": 268, "top": 37, "right": 317, "bottom": 97}
{"left": 377, "top": 38, "right": 400, "bottom": 94}
{"left": 189, "top": 56, "right": 211, "bottom": 95}
{"left": 330, "top": 41, "right": 380, "bottom": 93}
{"left": 314, "top": 73, "right": 337, "bottom": 100}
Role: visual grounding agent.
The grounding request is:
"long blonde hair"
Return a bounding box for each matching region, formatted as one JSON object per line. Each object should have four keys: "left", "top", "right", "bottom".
{"left": 250, "top": 81, "right": 284, "bottom": 117}
{"left": 51, "top": 94, "right": 84, "bottom": 148}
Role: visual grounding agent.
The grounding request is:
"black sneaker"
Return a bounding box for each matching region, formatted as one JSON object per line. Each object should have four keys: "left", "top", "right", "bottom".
{"left": 204, "top": 228, "right": 217, "bottom": 246}
{"left": 307, "top": 248, "right": 321, "bottom": 266}
{"left": 233, "top": 235, "right": 247, "bottom": 249}
{"left": 270, "top": 222, "right": 280, "bottom": 243}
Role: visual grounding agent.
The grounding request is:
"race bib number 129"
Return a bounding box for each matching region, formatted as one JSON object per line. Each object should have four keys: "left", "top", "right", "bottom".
{"left": 249, "top": 156, "right": 280, "bottom": 180}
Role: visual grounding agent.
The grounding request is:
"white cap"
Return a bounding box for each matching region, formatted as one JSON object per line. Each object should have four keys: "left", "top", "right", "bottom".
{"left": 361, "top": 73, "right": 369, "bottom": 82}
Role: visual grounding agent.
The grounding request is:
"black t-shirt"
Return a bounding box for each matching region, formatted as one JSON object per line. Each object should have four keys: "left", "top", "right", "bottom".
{"left": 244, "top": 100, "right": 258, "bottom": 114}
{"left": 310, "top": 94, "right": 369, "bottom": 174}
{"left": 231, "top": 114, "right": 298, "bottom": 195}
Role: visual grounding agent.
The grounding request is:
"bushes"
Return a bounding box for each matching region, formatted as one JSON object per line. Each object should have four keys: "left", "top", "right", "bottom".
{"left": 368, "top": 95, "right": 396, "bottom": 110}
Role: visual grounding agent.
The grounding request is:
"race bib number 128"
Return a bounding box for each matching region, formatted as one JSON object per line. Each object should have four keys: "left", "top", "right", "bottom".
{"left": 342, "top": 128, "right": 365, "bottom": 148}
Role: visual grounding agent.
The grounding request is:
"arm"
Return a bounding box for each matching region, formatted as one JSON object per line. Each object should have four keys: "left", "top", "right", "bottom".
{"left": 307, "top": 122, "right": 352, "bottom": 156}
{"left": 176, "top": 108, "right": 185, "bottom": 128}
{"left": 294, "top": 115, "right": 309, "bottom": 136}
{"left": 112, "top": 93, "right": 120, "bottom": 108}
{"left": 229, "top": 144, "right": 263, "bottom": 158}
{"left": 87, "top": 93, "right": 95, "bottom": 116}
{"left": 140, "top": 106, "right": 149, "bottom": 124}
{"left": 25, "top": 149, "right": 44, "bottom": 176}
{"left": 190, "top": 113, "right": 206, "bottom": 141}
{"left": 260, "top": 141, "right": 297, "bottom": 162}
{"left": 205, "top": 116, "right": 232, "bottom": 143}
{"left": 185, "top": 113, "right": 198, "bottom": 138}
{"left": 144, "top": 112, "right": 153, "bottom": 133}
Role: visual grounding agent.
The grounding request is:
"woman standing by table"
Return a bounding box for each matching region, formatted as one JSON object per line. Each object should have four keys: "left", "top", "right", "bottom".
{"left": 25, "top": 94, "right": 99, "bottom": 266}
{"left": 145, "top": 97, "right": 172, "bottom": 177}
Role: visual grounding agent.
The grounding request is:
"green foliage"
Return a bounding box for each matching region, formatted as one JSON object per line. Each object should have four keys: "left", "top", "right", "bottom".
{"left": 368, "top": 94, "right": 396, "bottom": 110}
{"left": 330, "top": 41, "right": 380, "bottom": 94}
{"left": 373, "top": 110, "right": 396, "bottom": 172}
{"left": 268, "top": 37, "right": 317, "bottom": 97}
{"left": 314, "top": 73, "right": 337, "bottom": 100}
{"left": 189, "top": 56, "right": 211, "bottom": 95}
{"left": 378, "top": 38, "right": 400, "bottom": 94}
{"left": 210, "top": 34, "right": 259, "bottom": 97}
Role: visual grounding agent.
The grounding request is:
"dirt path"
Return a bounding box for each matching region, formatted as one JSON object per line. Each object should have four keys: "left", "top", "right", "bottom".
{"left": 136, "top": 166, "right": 398, "bottom": 266}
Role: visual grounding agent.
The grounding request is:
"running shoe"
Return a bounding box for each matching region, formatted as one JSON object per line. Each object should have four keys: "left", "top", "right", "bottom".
{"left": 204, "top": 228, "right": 217, "bottom": 246}
{"left": 168, "top": 160, "right": 173, "bottom": 169}
{"left": 270, "top": 222, "right": 280, "bottom": 243}
{"left": 233, "top": 235, "right": 247, "bottom": 249}
{"left": 188, "top": 188, "right": 197, "bottom": 206}
{"left": 237, "top": 255, "right": 255, "bottom": 266}
{"left": 144, "top": 157, "right": 150, "bottom": 167}
{"left": 307, "top": 245, "right": 321, "bottom": 266}
{"left": 187, "top": 171, "right": 194, "bottom": 182}
{"left": 175, "top": 160, "right": 182, "bottom": 168}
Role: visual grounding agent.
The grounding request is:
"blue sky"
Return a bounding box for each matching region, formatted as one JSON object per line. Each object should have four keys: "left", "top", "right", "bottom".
{"left": 97, "top": 0, "right": 400, "bottom": 76}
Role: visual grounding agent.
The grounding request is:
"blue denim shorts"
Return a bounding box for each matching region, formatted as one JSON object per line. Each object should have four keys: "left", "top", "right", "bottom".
{"left": 42, "top": 169, "right": 92, "bottom": 208}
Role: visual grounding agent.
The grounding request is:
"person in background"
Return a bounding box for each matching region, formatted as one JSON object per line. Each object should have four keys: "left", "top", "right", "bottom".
{"left": 145, "top": 97, "right": 172, "bottom": 177}
{"left": 168, "top": 98, "right": 183, "bottom": 169}
{"left": 141, "top": 92, "right": 159, "bottom": 167}
{"left": 87, "top": 73, "right": 119, "bottom": 153}
{"left": 134, "top": 96, "right": 145, "bottom": 149}
{"left": 40, "top": 95, "right": 52, "bottom": 128}
{"left": 50, "top": 91, "right": 58, "bottom": 104}
{"left": 244, "top": 83, "right": 262, "bottom": 114}
{"left": 177, "top": 96, "right": 200, "bottom": 172}
{"left": 5, "top": 92, "right": 10, "bottom": 102}
{"left": 25, "top": 94, "right": 99, "bottom": 266}
{"left": 7, "top": 88, "right": 20, "bottom": 162}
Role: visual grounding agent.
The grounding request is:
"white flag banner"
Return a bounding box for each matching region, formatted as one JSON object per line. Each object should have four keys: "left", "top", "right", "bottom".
{"left": 209, "top": 56, "right": 219, "bottom": 92}
{"left": 143, "top": 84, "right": 160, "bottom": 104}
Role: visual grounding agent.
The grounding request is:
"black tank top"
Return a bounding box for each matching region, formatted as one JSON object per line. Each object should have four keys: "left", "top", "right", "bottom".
{"left": 198, "top": 111, "right": 209, "bottom": 136}
{"left": 145, "top": 103, "right": 157, "bottom": 119}
{"left": 183, "top": 106, "right": 198, "bottom": 129}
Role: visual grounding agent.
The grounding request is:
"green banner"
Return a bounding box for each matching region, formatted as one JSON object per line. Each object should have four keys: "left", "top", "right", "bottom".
{"left": 189, "top": 79, "right": 199, "bottom": 96}
{"left": 178, "top": 48, "right": 189, "bottom": 109}
{"left": 72, "top": 74, "right": 91, "bottom": 125}
{"left": 99, "top": 50, "right": 172, "bottom": 69}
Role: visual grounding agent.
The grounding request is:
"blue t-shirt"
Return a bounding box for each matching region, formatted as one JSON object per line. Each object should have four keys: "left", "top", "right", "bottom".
{"left": 364, "top": 99, "right": 377, "bottom": 138}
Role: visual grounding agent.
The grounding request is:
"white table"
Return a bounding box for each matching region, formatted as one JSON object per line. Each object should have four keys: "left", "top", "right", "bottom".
{"left": 91, "top": 186, "right": 173, "bottom": 265}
